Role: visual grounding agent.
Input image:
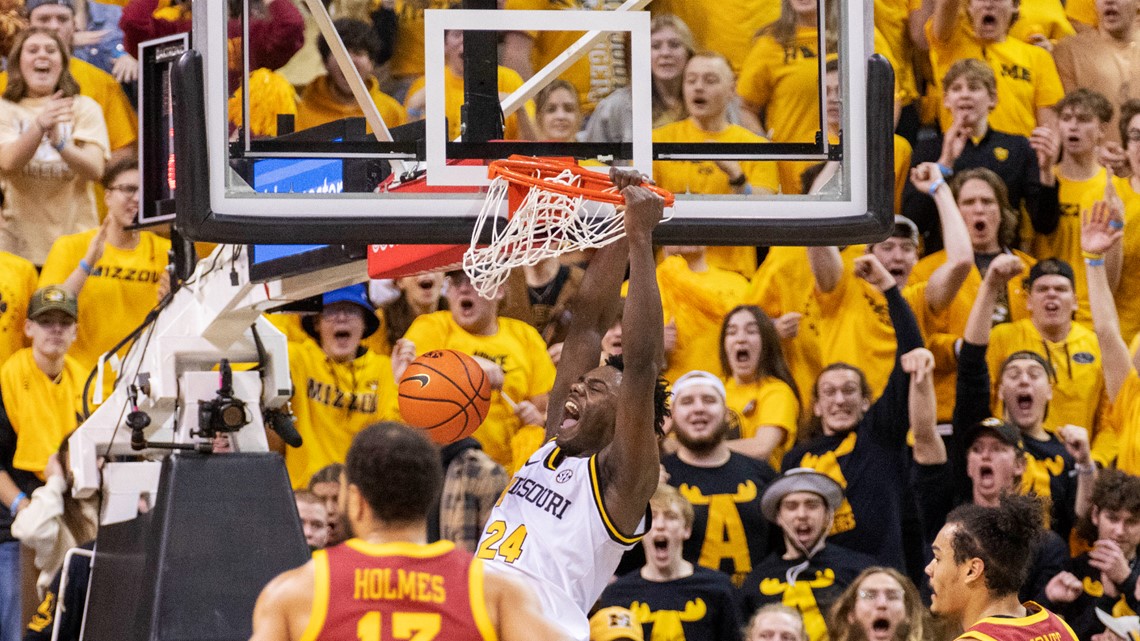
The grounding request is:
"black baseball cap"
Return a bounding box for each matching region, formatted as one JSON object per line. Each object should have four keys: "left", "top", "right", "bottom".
{"left": 1024, "top": 258, "right": 1075, "bottom": 288}
{"left": 967, "top": 417, "right": 1024, "bottom": 451}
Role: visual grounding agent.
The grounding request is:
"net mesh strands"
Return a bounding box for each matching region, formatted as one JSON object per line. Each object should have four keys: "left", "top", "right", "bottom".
{"left": 463, "top": 157, "right": 673, "bottom": 299}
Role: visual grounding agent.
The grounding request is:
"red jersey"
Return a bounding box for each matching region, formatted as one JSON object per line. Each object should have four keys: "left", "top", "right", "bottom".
{"left": 958, "top": 602, "right": 1080, "bottom": 641}
{"left": 298, "top": 539, "right": 497, "bottom": 641}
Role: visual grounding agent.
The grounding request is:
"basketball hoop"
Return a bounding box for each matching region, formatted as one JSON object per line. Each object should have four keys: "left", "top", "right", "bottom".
{"left": 463, "top": 156, "right": 674, "bottom": 298}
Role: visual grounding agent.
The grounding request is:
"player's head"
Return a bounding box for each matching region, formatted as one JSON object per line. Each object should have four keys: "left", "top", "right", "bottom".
{"left": 830, "top": 567, "right": 926, "bottom": 641}
{"left": 643, "top": 484, "right": 693, "bottom": 572}
{"left": 867, "top": 216, "right": 920, "bottom": 289}
{"left": 925, "top": 494, "right": 1043, "bottom": 618}
{"left": 761, "top": 468, "right": 844, "bottom": 555}
{"left": 951, "top": 167, "right": 1017, "bottom": 253}
{"left": 1099, "top": 0, "right": 1138, "bottom": 38}
{"left": 682, "top": 52, "right": 735, "bottom": 125}
{"left": 303, "top": 284, "right": 379, "bottom": 362}
{"left": 317, "top": 18, "right": 384, "bottom": 99}
{"left": 670, "top": 370, "right": 732, "bottom": 454}
{"left": 342, "top": 422, "right": 443, "bottom": 532}
{"left": 965, "top": 417, "right": 1027, "bottom": 505}
{"left": 745, "top": 604, "right": 808, "bottom": 641}
{"left": 812, "top": 363, "right": 872, "bottom": 436}
{"left": 535, "top": 79, "right": 582, "bottom": 143}
{"left": 998, "top": 351, "right": 1053, "bottom": 430}
{"left": 1055, "top": 89, "right": 1113, "bottom": 156}
{"left": 555, "top": 354, "right": 669, "bottom": 456}
{"left": 25, "top": 0, "right": 75, "bottom": 48}
{"left": 445, "top": 270, "right": 502, "bottom": 336}
{"left": 720, "top": 306, "right": 799, "bottom": 403}
{"left": 25, "top": 285, "right": 78, "bottom": 361}
{"left": 1079, "top": 468, "right": 1140, "bottom": 555}
{"left": 294, "top": 490, "right": 330, "bottom": 551}
{"left": 965, "top": 0, "right": 1019, "bottom": 42}
{"left": 309, "top": 463, "right": 348, "bottom": 545}
{"left": 1023, "top": 258, "right": 1077, "bottom": 331}
{"left": 942, "top": 59, "right": 997, "bottom": 127}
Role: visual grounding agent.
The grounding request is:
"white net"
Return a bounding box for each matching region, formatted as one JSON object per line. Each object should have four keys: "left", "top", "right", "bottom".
{"left": 463, "top": 168, "right": 626, "bottom": 299}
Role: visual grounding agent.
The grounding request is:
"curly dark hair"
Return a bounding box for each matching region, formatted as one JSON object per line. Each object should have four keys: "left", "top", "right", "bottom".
{"left": 604, "top": 353, "right": 670, "bottom": 437}
{"left": 1076, "top": 468, "right": 1140, "bottom": 543}
{"left": 345, "top": 422, "right": 442, "bottom": 524}
{"left": 945, "top": 494, "right": 1044, "bottom": 595}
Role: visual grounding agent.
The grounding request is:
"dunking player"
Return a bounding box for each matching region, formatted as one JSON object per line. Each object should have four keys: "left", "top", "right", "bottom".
{"left": 925, "top": 494, "right": 1079, "bottom": 641}
{"left": 475, "top": 169, "right": 668, "bottom": 640}
{"left": 248, "top": 422, "right": 570, "bottom": 641}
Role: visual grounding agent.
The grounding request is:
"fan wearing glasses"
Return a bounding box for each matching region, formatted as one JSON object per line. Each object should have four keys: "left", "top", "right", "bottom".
{"left": 37, "top": 157, "right": 170, "bottom": 373}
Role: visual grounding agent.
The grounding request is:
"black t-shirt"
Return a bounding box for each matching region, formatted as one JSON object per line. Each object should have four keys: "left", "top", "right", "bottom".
{"left": 1021, "top": 432, "right": 1077, "bottom": 539}
{"left": 599, "top": 566, "right": 742, "bottom": 641}
{"left": 738, "top": 544, "right": 877, "bottom": 641}
{"left": 663, "top": 452, "right": 777, "bottom": 587}
{"left": 1041, "top": 552, "right": 1140, "bottom": 639}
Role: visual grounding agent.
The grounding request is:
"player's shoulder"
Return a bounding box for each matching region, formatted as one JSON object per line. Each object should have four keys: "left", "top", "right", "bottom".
{"left": 258, "top": 557, "right": 317, "bottom": 609}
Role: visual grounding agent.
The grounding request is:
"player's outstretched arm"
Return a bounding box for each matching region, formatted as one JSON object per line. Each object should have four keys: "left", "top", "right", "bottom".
{"left": 544, "top": 235, "right": 629, "bottom": 439}
{"left": 486, "top": 565, "right": 574, "bottom": 641}
{"left": 598, "top": 182, "right": 665, "bottom": 536}
{"left": 249, "top": 563, "right": 314, "bottom": 641}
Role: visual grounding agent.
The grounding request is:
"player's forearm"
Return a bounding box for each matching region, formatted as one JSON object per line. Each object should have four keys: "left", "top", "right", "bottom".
{"left": 623, "top": 234, "right": 663, "bottom": 371}
{"left": 571, "top": 238, "right": 629, "bottom": 332}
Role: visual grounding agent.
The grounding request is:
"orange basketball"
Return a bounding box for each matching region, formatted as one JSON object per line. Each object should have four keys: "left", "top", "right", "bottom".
{"left": 398, "top": 350, "right": 492, "bottom": 444}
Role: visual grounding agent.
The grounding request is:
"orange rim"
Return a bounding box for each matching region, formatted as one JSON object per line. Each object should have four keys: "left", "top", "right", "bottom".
{"left": 487, "top": 156, "right": 675, "bottom": 206}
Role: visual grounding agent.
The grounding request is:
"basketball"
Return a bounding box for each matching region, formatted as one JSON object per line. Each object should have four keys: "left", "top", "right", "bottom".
{"left": 398, "top": 350, "right": 492, "bottom": 444}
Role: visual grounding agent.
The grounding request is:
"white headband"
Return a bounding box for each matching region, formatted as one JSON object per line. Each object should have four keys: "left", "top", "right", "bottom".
{"left": 671, "top": 370, "right": 726, "bottom": 402}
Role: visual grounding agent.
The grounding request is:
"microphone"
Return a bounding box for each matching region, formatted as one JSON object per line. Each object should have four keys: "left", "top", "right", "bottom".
{"left": 267, "top": 410, "right": 302, "bottom": 448}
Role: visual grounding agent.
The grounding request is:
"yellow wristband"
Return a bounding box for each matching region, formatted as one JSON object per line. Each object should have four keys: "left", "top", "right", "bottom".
{"left": 1081, "top": 250, "right": 1105, "bottom": 261}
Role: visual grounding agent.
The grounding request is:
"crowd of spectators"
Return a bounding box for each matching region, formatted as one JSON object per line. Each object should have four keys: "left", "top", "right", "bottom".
{"left": 0, "top": 0, "right": 1140, "bottom": 640}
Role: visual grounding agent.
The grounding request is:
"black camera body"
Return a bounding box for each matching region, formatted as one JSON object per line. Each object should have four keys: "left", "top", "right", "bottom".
{"left": 196, "top": 360, "right": 250, "bottom": 438}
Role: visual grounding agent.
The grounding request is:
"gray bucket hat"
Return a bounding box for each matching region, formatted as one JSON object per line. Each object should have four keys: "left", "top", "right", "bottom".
{"left": 760, "top": 467, "right": 845, "bottom": 522}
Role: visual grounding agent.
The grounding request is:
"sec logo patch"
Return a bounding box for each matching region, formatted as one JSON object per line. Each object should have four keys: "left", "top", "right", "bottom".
{"left": 556, "top": 469, "right": 574, "bottom": 483}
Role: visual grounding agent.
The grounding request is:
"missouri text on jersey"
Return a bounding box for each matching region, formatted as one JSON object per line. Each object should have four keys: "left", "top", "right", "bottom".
{"left": 504, "top": 476, "right": 573, "bottom": 519}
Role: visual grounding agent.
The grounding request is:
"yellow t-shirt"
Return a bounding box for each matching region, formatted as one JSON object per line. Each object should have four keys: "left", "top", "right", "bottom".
{"left": 737, "top": 28, "right": 827, "bottom": 195}
{"left": 406, "top": 66, "right": 534, "bottom": 141}
{"left": 503, "top": 0, "right": 629, "bottom": 115}
{"left": 875, "top": 0, "right": 919, "bottom": 106}
{"left": 1, "top": 348, "right": 85, "bottom": 475}
{"left": 724, "top": 376, "right": 800, "bottom": 471}
{"left": 893, "top": 135, "right": 913, "bottom": 214}
{"left": 0, "top": 252, "right": 36, "bottom": 366}
{"left": 925, "top": 18, "right": 1065, "bottom": 136}
{"left": 1031, "top": 166, "right": 1108, "bottom": 327}
{"left": 1009, "top": 0, "right": 1076, "bottom": 44}
{"left": 743, "top": 247, "right": 823, "bottom": 419}
{"left": 813, "top": 247, "right": 933, "bottom": 399}
{"left": 649, "top": 0, "right": 780, "bottom": 73}
{"left": 910, "top": 248, "right": 1036, "bottom": 420}
{"left": 1065, "top": 0, "right": 1098, "bottom": 28}
{"left": 1111, "top": 176, "right": 1140, "bottom": 343}
{"left": 652, "top": 256, "right": 748, "bottom": 385}
{"left": 986, "top": 319, "right": 1116, "bottom": 466}
{"left": 285, "top": 340, "right": 401, "bottom": 488}
{"left": 296, "top": 75, "right": 407, "bottom": 133}
{"left": 403, "top": 311, "right": 556, "bottom": 472}
{"left": 652, "top": 119, "right": 781, "bottom": 196}
{"left": 1112, "top": 368, "right": 1140, "bottom": 475}
{"left": 39, "top": 230, "right": 171, "bottom": 372}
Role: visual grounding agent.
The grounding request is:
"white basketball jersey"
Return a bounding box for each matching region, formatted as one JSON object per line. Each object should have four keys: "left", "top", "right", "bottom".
{"left": 478, "top": 441, "right": 648, "bottom": 640}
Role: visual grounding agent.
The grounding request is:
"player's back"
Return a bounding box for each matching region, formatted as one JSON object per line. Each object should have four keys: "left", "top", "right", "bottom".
{"left": 304, "top": 539, "right": 495, "bottom": 641}
{"left": 958, "top": 602, "right": 1079, "bottom": 641}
